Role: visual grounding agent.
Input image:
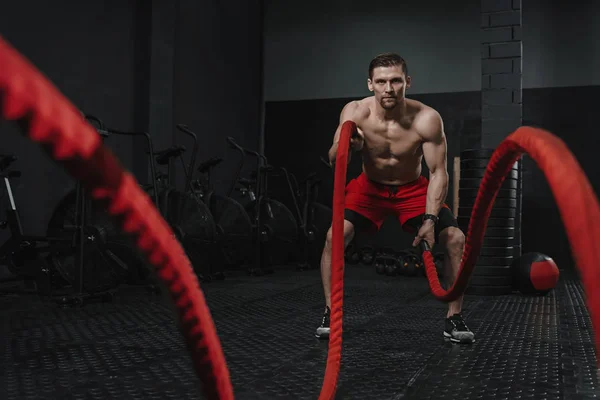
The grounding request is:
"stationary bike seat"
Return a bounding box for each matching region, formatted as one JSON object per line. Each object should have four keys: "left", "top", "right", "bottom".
{"left": 150, "top": 145, "right": 186, "bottom": 165}
{"left": 237, "top": 178, "right": 255, "bottom": 189}
{"left": 0, "top": 154, "right": 17, "bottom": 172}
{"left": 197, "top": 157, "right": 223, "bottom": 174}
{"left": 300, "top": 172, "right": 317, "bottom": 183}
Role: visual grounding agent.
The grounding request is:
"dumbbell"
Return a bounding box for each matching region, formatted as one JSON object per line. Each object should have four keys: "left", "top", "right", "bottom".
{"left": 374, "top": 251, "right": 400, "bottom": 276}
{"left": 360, "top": 246, "right": 376, "bottom": 265}
{"left": 398, "top": 249, "right": 421, "bottom": 277}
{"left": 375, "top": 258, "right": 386, "bottom": 275}
{"left": 374, "top": 256, "right": 396, "bottom": 275}
{"left": 345, "top": 243, "right": 361, "bottom": 265}
{"left": 406, "top": 254, "right": 422, "bottom": 276}
{"left": 374, "top": 247, "right": 385, "bottom": 274}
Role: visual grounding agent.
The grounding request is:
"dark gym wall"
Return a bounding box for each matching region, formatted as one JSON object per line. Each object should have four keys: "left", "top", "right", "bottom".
{"left": 263, "top": 0, "right": 482, "bottom": 101}
{"left": 0, "top": 1, "right": 263, "bottom": 243}
{"left": 519, "top": 0, "right": 600, "bottom": 270}
{"left": 0, "top": 2, "right": 139, "bottom": 238}
{"left": 523, "top": 0, "right": 600, "bottom": 89}
{"left": 262, "top": 0, "right": 600, "bottom": 267}
{"left": 173, "top": 0, "right": 263, "bottom": 192}
{"left": 263, "top": 0, "right": 600, "bottom": 101}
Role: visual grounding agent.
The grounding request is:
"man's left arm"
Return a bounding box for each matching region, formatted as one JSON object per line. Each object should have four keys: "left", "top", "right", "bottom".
{"left": 418, "top": 109, "right": 449, "bottom": 219}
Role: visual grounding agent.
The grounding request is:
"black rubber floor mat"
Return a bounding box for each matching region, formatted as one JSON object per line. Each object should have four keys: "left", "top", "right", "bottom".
{"left": 0, "top": 266, "right": 597, "bottom": 399}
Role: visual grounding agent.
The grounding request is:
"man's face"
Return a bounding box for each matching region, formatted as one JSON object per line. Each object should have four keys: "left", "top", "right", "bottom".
{"left": 368, "top": 66, "right": 411, "bottom": 110}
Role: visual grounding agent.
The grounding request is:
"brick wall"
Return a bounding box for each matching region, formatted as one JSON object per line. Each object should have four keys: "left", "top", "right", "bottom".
{"left": 481, "top": 0, "right": 522, "bottom": 148}
{"left": 481, "top": 0, "right": 523, "bottom": 257}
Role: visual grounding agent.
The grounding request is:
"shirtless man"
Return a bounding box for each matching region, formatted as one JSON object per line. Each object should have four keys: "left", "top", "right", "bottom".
{"left": 315, "top": 53, "right": 475, "bottom": 344}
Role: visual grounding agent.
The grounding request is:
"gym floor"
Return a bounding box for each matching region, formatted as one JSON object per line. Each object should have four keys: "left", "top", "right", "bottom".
{"left": 0, "top": 264, "right": 598, "bottom": 399}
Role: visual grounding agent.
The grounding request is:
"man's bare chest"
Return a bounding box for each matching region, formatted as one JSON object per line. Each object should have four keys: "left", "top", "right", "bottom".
{"left": 358, "top": 122, "right": 422, "bottom": 159}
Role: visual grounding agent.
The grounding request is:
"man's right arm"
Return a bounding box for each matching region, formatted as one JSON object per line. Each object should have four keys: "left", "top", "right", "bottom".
{"left": 328, "top": 101, "right": 361, "bottom": 166}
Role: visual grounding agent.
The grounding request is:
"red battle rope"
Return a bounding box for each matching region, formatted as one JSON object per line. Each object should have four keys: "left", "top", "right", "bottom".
{"left": 323, "top": 121, "right": 600, "bottom": 399}
{"left": 2, "top": 33, "right": 599, "bottom": 400}
{"left": 0, "top": 37, "right": 234, "bottom": 400}
{"left": 419, "top": 127, "right": 600, "bottom": 309}
{"left": 418, "top": 126, "right": 600, "bottom": 351}
{"left": 317, "top": 120, "right": 355, "bottom": 400}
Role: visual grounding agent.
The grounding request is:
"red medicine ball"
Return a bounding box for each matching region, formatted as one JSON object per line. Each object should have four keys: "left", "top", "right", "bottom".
{"left": 513, "top": 252, "right": 560, "bottom": 295}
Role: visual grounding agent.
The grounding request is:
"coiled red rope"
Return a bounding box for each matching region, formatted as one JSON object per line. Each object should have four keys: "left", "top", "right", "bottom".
{"left": 2, "top": 34, "right": 599, "bottom": 400}
{"left": 419, "top": 127, "right": 600, "bottom": 318}
{"left": 0, "top": 36, "right": 234, "bottom": 400}
{"left": 322, "top": 121, "right": 600, "bottom": 398}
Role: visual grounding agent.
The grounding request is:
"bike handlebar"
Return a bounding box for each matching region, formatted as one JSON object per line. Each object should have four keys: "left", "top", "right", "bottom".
{"left": 320, "top": 156, "right": 332, "bottom": 169}
{"left": 0, "top": 170, "right": 21, "bottom": 179}
{"left": 82, "top": 114, "right": 159, "bottom": 207}
{"left": 227, "top": 136, "right": 268, "bottom": 165}
{"left": 84, "top": 114, "right": 109, "bottom": 138}
{"left": 176, "top": 124, "right": 199, "bottom": 193}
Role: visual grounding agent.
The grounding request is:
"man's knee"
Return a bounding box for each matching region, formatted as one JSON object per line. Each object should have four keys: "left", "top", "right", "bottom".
{"left": 439, "top": 226, "right": 465, "bottom": 251}
{"left": 325, "top": 220, "right": 355, "bottom": 247}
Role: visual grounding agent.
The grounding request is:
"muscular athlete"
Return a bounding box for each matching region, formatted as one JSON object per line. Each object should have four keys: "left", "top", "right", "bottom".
{"left": 315, "top": 53, "right": 475, "bottom": 344}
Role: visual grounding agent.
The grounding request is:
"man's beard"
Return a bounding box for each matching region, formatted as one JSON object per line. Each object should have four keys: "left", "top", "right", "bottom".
{"left": 380, "top": 97, "right": 397, "bottom": 110}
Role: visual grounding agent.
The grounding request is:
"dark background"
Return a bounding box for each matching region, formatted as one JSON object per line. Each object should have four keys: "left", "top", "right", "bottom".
{"left": 0, "top": 0, "right": 597, "bottom": 271}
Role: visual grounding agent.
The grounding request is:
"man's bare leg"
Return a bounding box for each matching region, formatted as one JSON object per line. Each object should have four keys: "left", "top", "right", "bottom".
{"left": 440, "top": 227, "right": 465, "bottom": 317}
{"left": 439, "top": 226, "right": 475, "bottom": 343}
{"left": 321, "top": 220, "right": 355, "bottom": 310}
{"left": 316, "top": 220, "right": 355, "bottom": 339}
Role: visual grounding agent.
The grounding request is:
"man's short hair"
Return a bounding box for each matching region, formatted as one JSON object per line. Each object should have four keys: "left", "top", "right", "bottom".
{"left": 368, "top": 53, "right": 408, "bottom": 79}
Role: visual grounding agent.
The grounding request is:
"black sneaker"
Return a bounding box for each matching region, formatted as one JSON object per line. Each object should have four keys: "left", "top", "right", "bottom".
{"left": 444, "top": 313, "right": 475, "bottom": 343}
{"left": 315, "top": 306, "right": 330, "bottom": 339}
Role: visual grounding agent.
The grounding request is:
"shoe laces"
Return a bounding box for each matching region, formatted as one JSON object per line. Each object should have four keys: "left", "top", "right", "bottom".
{"left": 450, "top": 314, "right": 468, "bottom": 331}
{"left": 322, "top": 307, "right": 330, "bottom": 324}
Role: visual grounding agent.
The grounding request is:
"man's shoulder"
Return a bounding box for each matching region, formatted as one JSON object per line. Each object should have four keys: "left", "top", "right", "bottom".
{"left": 408, "top": 98, "right": 439, "bottom": 117}
{"left": 342, "top": 97, "right": 372, "bottom": 119}
{"left": 410, "top": 100, "right": 443, "bottom": 139}
{"left": 411, "top": 100, "right": 441, "bottom": 124}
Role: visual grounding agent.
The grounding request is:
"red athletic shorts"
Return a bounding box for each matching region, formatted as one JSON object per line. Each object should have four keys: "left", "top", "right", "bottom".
{"left": 344, "top": 173, "right": 451, "bottom": 232}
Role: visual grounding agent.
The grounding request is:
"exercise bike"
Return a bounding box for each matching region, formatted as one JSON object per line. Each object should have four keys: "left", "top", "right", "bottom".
{"left": 0, "top": 116, "right": 136, "bottom": 303}
{"left": 46, "top": 116, "right": 161, "bottom": 301}
{"left": 147, "top": 124, "right": 220, "bottom": 282}
{"left": 251, "top": 159, "right": 331, "bottom": 271}
{"left": 227, "top": 137, "right": 299, "bottom": 275}
{"left": 0, "top": 154, "right": 66, "bottom": 296}
{"left": 191, "top": 152, "right": 254, "bottom": 272}
{"left": 289, "top": 166, "right": 333, "bottom": 271}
